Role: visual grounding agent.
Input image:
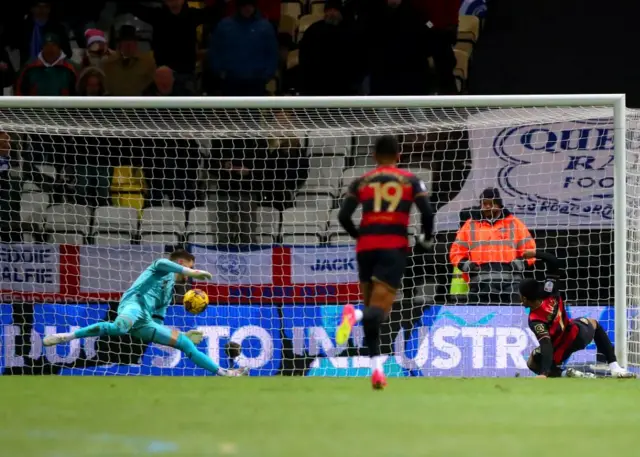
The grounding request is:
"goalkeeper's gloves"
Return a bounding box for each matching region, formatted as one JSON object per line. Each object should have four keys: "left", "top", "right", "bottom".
{"left": 186, "top": 329, "right": 204, "bottom": 344}
{"left": 217, "top": 367, "right": 249, "bottom": 377}
{"left": 416, "top": 234, "right": 435, "bottom": 250}
{"left": 459, "top": 260, "right": 480, "bottom": 273}
{"left": 185, "top": 268, "right": 213, "bottom": 281}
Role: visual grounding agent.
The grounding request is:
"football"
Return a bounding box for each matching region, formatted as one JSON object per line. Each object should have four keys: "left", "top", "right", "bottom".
{"left": 183, "top": 288, "right": 209, "bottom": 314}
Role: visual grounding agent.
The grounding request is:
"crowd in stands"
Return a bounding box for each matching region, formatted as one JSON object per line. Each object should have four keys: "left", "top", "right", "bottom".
{"left": 0, "top": 0, "right": 480, "bottom": 301}
{"left": 0, "top": 0, "right": 468, "bottom": 97}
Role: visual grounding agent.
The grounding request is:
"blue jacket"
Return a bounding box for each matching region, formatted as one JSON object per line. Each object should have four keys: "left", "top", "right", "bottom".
{"left": 209, "top": 12, "right": 278, "bottom": 83}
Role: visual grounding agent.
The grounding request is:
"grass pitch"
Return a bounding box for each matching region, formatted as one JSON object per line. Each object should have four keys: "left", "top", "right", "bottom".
{"left": 2, "top": 377, "right": 640, "bottom": 457}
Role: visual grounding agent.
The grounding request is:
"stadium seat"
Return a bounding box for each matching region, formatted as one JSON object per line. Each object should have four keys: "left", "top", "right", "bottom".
{"left": 20, "top": 192, "right": 50, "bottom": 224}
{"left": 297, "top": 14, "right": 322, "bottom": 41}
{"left": 308, "top": 134, "right": 349, "bottom": 157}
{"left": 111, "top": 166, "right": 147, "bottom": 215}
{"left": 455, "top": 41, "right": 474, "bottom": 55}
{"left": 454, "top": 49, "right": 470, "bottom": 91}
{"left": 458, "top": 15, "right": 480, "bottom": 42}
{"left": 340, "top": 167, "right": 373, "bottom": 195}
{"left": 327, "top": 232, "right": 356, "bottom": 246}
{"left": 287, "top": 49, "right": 299, "bottom": 69}
{"left": 256, "top": 206, "right": 281, "bottom": 239}
{"left": 279, "top": 15, "right": 298, "bottom": 38}
{"left": 328, "top": 207, "right": 361, "bottom": 229}
{"left": 140, "top": 207, "right": 186, "bottom": 245}
{"left": 186, "top": 207, "right": 214, "bottom": 245}
{"left": 92, "top": 206, "right": 138, "bottom": 245}
{"left": 266, "top": 78, "right": 277, "bottom": 95}
{"left": 310, "top": 1, "right": 325, "bottom": 15}
{"left": 283, "top": 232, "right": 321, "bottom": 245}
{"left": 282, "top": 192, "right": 332, "bottom": 235}
{"left": 405, "top": 168, "right": 433, "bottom": 191}
{"left": 44, "top": 204, "right": 92, "bottom": 244}
{"left": 281, "top": 2, "right": 302, "bottom": 18}
{"left": 305, "top": 155, "right": 345, "bottom": 194}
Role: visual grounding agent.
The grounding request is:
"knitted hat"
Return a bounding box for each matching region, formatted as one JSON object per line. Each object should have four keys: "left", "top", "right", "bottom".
{"left": 85, "top": 28, "right": 106, "bottom": 51}
{"left": 479, "top": 187, "right": 504, "bottom": 208}
{"left": 42, "top": 32, "right": 61, "bottom": 46}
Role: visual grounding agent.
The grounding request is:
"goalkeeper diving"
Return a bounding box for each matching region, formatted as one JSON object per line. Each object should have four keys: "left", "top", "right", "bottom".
{"left": 520, "top": 250, "right": 635, "bottom": 379}
{"left": 44, "top": 249, "right": 246, "bottom": 376}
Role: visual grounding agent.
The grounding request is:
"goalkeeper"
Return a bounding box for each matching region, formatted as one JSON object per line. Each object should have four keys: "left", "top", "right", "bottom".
{"left": 520, "top": 250, "right": 634, "bottom": 379}
{"left": 44, "top": 249, "right": 246, "bottom": 377}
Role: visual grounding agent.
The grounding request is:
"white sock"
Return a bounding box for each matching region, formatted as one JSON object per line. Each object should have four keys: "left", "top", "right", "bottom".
{"left": 354, "top": 309, "right": 363, "bottom": 323}
{"left": 610, "top": 361, "right": 623, "bottom": 372}
{"left": 372, "top": 356, "right": 384, "bottom": 372}
{"left": 561, "top": 370, "right": 568, "bottom": 377}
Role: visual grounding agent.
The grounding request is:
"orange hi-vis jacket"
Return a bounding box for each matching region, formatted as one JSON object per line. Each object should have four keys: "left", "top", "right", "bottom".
{"left": 450, "top": 213, "right": 536, "bottom": 282}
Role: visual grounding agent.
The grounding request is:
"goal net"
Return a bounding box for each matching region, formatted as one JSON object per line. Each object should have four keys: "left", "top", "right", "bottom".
{"left": 0, "top": 96, "right": 628, "bottom": 377}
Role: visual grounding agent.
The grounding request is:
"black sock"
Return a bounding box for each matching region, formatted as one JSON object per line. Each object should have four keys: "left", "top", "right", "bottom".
{"left": 594, "top": 322, "right": 617, "bottom": 364}
{"left": 362, "top": 307, "right": 385, "bottom": 357}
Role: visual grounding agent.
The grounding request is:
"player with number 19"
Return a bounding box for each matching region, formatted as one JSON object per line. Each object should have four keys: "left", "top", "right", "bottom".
{"left": 336, "top": 135, "right": 435, "bottom": 389}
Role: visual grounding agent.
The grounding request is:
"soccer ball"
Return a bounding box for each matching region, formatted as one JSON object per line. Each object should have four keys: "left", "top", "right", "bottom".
{"left": 183, "top": 289, "right": 209, "bottom": 314}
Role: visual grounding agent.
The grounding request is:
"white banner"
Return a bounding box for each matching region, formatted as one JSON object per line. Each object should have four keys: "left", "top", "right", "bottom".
{"left": 80, "top": 245, "right": 165, "bottom": 293}
{"left": 291, "top": 246, "right": 357, "bottom": 285}
{"left": 436, "top": 113, "right": 615, "bottom": 230}
{"left": 0, "top": 244, "right": 60, "bottom": 293}
{"left": 191, "top": 246, "right": 273, "bottom": 285}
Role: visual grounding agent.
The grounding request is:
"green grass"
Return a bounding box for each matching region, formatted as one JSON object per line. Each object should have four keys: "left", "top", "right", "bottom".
{"left": 2, "top": 377, "right": 640, "bottom": 457}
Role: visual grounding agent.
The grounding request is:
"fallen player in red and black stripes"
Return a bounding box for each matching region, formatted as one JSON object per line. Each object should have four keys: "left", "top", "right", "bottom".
{"left": 520, "top": 250, "right": 635, "bottom": 379}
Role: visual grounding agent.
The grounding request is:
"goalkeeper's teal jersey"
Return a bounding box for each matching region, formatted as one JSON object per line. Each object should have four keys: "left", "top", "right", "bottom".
{"left": 120, "top": 259, "right": 185, "bottom": 318}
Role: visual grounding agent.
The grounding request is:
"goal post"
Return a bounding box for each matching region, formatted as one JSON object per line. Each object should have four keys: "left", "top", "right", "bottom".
{"left": 0, "top": 94, "right": 629, "bottom": 377}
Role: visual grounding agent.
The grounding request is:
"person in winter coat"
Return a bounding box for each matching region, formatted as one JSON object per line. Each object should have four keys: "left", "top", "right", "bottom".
{"left": 208, "top": 0, "right": 278, "bottom": 96}
{"left": 449, "top": 187, "right": 536, "bottom": 304}
{"left": 7, "top": 1, "right": 72, "bottom": 68}
{"left": 364, "top": 0, "right": 433, "bottom": 95}
{"left": 103, "top": 25, "right": 156, "bottom": 96}
{"left": 76, "top": 66, "right": 107, "bottom": 96}
{"left": 15, "top": 32, "right": 77, "bottom": 96}
{"left": 126, "top": 0, "right": 217, "bottom": 94}
{"left": 298, "top": 0, "right": 364, "bottom": 95}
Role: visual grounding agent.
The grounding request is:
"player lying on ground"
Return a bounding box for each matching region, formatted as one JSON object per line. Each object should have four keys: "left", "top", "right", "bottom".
{"left": 520, "top": 250, "right": 634, "bottom": 379}
{"left": 44, "top": 249, "right": 246, "bottom": 376}
{"left": 336, "top": 135, "right": 435, "bottom": 390}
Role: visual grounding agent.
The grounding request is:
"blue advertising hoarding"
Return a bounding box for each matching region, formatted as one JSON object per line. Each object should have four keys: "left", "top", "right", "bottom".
{"left": 0, "top": 304, "right": 618, "bottom": 377}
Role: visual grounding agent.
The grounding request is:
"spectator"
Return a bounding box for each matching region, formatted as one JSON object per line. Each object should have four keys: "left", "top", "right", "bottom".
{"left": 410, "top": 0, "right": 459, "bottom": 94}
{"left": 449, "top": 187, "right": 536, "bottom": 304}
{"left": 103, "top": 25, "right": 156, "bottom": 96}
{"left": 15, "top": 32, "right": 77, "bottom": 96}
{"left": 206, "top": 0, "right": 282, "bottom": 29}
{"left": 81, "top": 29, "right": 112, "bottom": 70}
{"left": 8, "top": 1, "right": 72, "bottom": 68}
{"left": 139, "top": 136, "right": 200, "bottom": 210}
{"left": 210, "top": 138, "right": 269, "bottom": 245}
{"left": 209, "top": 0, "right": 278, "bottom": 96}
{"left": 126, "top": 0, "right": 217, "bottom": 95}
{"left": 0, "top": 132, "right": 21, "bottom": 241}
{"left": 0, "top": 34, "right": 16, "bottom": 93}
{"left": 77, "top": 66, "right": 107, "bottom": 96}
{"left": 298, "top": 0, "right": 363, "bottom": 96}
{"left": 71, "top": 135, "right": 112, "bottom": 208}
{"left": 364, "top": 0, "right": 432, "bottom": 95}
{"left": 73, "top": 67, "right": 110, "bottom": 206}
{"left": 143, "top": 66, "right": 190, "bottom": 96}
{"left": 277, "top": 33, "right": 298, "bottom": 95}
{"left": 256, "top": 137, "right": 310, "bottom": 211}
